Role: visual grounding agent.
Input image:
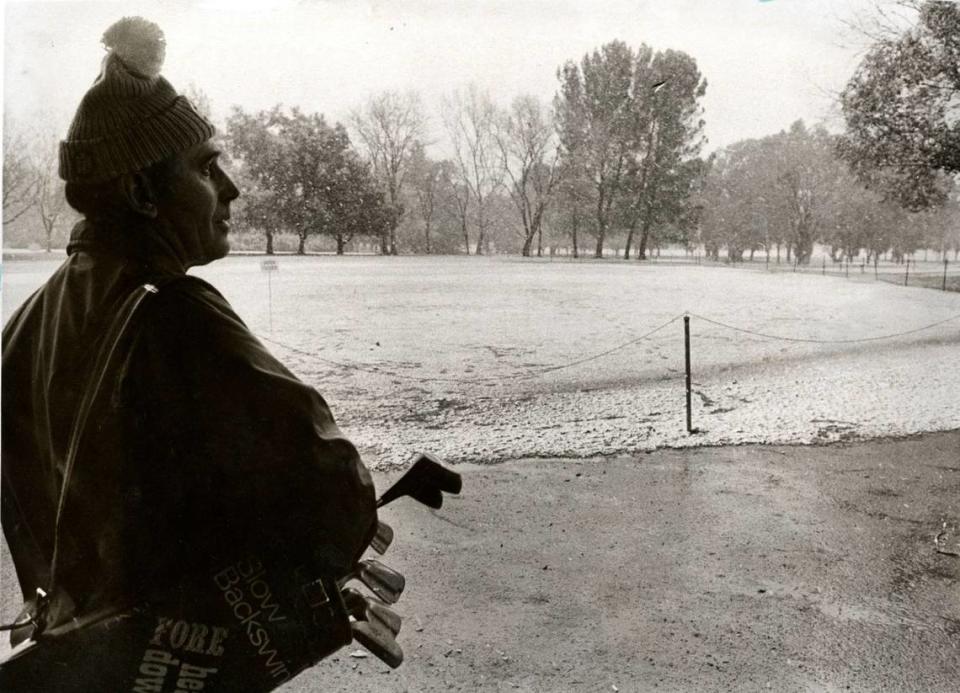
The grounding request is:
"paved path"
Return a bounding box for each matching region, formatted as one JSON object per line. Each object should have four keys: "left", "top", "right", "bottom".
{"left": 303, "top": 432, "right": 960, "bottom": 692}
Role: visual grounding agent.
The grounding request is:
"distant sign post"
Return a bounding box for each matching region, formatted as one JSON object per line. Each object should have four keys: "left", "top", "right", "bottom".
{"left": 261, "top": 258, "right": 279, "bottom": 332}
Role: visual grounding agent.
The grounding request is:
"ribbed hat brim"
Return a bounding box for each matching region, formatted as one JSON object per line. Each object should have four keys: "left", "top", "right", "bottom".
{"left": 59, "top": 96, "right": 215, "bottom": 183}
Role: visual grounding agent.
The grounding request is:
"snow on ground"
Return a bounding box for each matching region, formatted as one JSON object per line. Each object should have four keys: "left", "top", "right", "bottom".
{"left": 4, "top": 254, "right": 959, "bottom": 467}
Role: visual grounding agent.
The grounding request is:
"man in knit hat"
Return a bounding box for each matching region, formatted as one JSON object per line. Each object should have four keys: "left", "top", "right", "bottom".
{"left": 2, "top": 16, "right": 377, "bottom": 647}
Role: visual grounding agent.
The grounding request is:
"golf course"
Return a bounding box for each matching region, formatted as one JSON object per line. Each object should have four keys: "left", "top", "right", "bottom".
{"left": 2, "top": 253, "right": 958, "bottom": 691}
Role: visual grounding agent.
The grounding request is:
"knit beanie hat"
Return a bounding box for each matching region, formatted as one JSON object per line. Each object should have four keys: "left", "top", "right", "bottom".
{"left": 59, "top": 17, "right": 215, "bottom": 184}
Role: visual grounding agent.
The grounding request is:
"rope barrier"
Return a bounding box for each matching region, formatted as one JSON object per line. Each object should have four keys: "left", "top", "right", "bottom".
{"left": 686, "top": 312, "right": 960, "bottom": 345}
{"left": 519, "top": 315, "right": 682, "bottom": 377}
{"left": 259, "top": 310, "right": 960, "bottom": 384}
{"left": 260, "top": 315, "right": 682, "bottom": 385}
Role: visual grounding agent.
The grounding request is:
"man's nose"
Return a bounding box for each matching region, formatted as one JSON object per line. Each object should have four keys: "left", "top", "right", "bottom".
{"left": 220, "top": 171, "right": 240, "bottom": 202}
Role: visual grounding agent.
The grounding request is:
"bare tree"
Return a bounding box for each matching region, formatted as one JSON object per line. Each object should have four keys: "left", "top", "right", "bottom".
{"left": 183, "top": 83, "right": 214, "bottom": 121}
{"left": 447, "top": 176, "right": 472, "bottom": 254}
{"left": 495, "top": 95, "right": 561, "bottom": 257}
{"left": 408, "top": 141, "right": 458, "bottom": 254}
{"left": 442, "top": 84, "right": 504, "bottom": 255}
{"left": 3, "top": 128, "right": 38, "bottom": 225}
{"left": 350, "top": 90, "right": 426, "bottom": 255}
{"left": 34, "top": 141, "right": 67, "bottom": 252}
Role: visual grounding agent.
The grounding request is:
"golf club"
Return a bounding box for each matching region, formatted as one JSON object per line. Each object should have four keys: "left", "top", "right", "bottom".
{"left": 341, "top": 587, "right": 402, "bottom": 635}
{"left": 350, "top": 620, "right": 404, "bottom": 668}
{"left": 377, "top": 452, "right": 462, "bottom": 509}
{"left": 338, "top": 558, "right": 405, "bottom": 604}
{"left": 370, "top": 519, "right": 394, "bottom": 555}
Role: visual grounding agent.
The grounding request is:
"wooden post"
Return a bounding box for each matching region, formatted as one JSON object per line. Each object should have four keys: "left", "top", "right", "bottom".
{"left": 684, "top": 316, "right": 693, "bottom": 434}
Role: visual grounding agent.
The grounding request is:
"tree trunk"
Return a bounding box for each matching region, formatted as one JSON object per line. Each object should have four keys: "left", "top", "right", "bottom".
{"left": 537, "top": 226, "right": 543, "bottom": 257}
{"left": 594, "top": 186, "right": 607, "bottom": 258}
{"left": 623, "top": 219, "right": 637, "bottom": 260}
{"left": 572, "top": 214, "right": 579, "bottom": 259}
{"left": 462, "top": 219, "right": 470, "bottom": 255}
{"left": 424, "top": 221, "right": 432, "bottom": 254}
{"left": 336, "top": 235, "right": 346, "bottom": 255}
{"left": 636, "top": 217, "right": 653, "bottom": 260}
{"left": 297, "top": 231, "right": 307, "bottom": 255}
{"left": 265, "top": 230, "right": 274, "bottom": 255}
{"left": 594, "top": 226, "right": 605, "bottom": 258}
{"left": 380, "top": 232, "right": 389, "bottom": 255}
{"left": 474, "top": 201, "right": 485, "bottom": 256}
{"left": 521, "top": 235, "right": 534, "bottom": 257}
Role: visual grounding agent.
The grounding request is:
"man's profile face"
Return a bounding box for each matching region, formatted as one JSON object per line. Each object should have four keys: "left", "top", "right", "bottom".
{"left": 156, "top": 139, "right": 240, "bottom": 268}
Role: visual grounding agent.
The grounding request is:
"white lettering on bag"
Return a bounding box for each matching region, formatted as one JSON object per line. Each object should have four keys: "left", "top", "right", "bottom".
{"left": 135, "top": 618, "right": 226, "bottom": 692}
{"left": 213, "top": 558, "right": 291, "bottom": 682}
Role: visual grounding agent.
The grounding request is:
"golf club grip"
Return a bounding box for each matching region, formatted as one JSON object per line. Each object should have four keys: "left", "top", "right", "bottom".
{"left": 377, "top": 454, "right": 462, "bottom": 508}
{"left": 351, "top": 621, "right": 404, "bottom": 668}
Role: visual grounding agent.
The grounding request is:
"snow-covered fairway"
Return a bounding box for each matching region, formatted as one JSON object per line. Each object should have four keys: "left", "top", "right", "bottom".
{"left": 4, "top": 254, "right": 959, "bottom": 466}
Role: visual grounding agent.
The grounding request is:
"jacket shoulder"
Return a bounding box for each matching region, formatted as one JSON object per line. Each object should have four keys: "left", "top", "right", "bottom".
{"left": 147, "top": 275, "right": 236, "bottom": 321}
{"left": 137, "top": 274, "right": 270, "bottom": 366}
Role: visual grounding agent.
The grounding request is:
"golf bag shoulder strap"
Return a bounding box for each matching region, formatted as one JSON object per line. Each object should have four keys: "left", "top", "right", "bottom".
{"left": 3, "top": 278, "right": 176, "bottom": 639}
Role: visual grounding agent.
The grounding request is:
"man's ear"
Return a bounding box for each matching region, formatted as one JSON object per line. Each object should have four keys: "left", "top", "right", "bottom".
{"left": 118, "top": 172, "right": 159, "bottom": 219}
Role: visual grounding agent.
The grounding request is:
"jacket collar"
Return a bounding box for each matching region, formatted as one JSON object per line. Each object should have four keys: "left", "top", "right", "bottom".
{"left": 66, "top": 220, "right": 187, "bottom": 276}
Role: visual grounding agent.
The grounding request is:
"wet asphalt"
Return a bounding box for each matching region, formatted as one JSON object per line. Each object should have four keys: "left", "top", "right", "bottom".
{"left": 305, "top": 431, "right": 960, "bottom": 692}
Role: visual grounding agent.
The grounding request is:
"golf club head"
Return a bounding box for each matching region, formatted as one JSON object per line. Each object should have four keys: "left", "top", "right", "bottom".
{"left": 351, "top": 620, "right": 404, "bottom": 668}
{"left": 352, "top": 558, "right": 405, "bottom": 604}
{"left": 377, "top": 453, "right": 463, "bottom": 509}
{"left": 342, "top": 587, "right": 402, "bottom": 635}
{"left": 370, "top": 520, "right": 394, "bottom": 555}
{"left": 366, "top": 598, "right": 402, "bottom": 636}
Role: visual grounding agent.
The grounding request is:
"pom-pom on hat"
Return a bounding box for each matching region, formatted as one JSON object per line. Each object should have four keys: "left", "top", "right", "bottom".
{"left": 59, "top": 17, "right": 215, "bottom": 183}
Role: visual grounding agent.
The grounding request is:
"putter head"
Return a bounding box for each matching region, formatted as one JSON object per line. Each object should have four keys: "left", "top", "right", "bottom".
{"left": 377, "top": 453, "right": 463, "bottom": 509}
{"left": 342, "top": 587, "right": 402, "bottom": 635}
{"left": 370, "top": 520, "right": 394, "bottom": 555}
{"left": 351, "top": 620, "right": 404, "bottom": 668}
{"left": 356, "top": 558, "right": 405, "bottom": 604}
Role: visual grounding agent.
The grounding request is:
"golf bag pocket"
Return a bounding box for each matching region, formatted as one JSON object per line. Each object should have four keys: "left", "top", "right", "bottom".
{"left": 0, "top": 552, "right": 351, "bottom": 693}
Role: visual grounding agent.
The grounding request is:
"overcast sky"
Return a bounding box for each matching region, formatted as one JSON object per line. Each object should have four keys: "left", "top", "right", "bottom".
{"left": 4, "top": 0, "right": 894, "bottom": 154}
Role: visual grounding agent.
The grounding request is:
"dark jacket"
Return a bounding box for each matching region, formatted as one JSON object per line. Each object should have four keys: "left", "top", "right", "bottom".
{"left": 2, "top": 221, "right": 376, "bottom": 624}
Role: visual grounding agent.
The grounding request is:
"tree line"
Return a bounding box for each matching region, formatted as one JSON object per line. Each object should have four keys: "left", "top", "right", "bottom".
{"left": 219, "top": 39, "right": 709, "bottom": 258}
{"left": 5, "top": 2, "right": 959, "bottom": 261}
{"left": 700, "top": 120, "right": 960, "bottom": 266}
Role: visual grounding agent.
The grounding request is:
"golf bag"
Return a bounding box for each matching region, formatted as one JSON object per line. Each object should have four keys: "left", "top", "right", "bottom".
{"left": 0, "top": 277, "right": 462, "bottom": 690}
{"left": 0, "top": 554, "right": 351, "bottom": 692}
{"left": 1, "top": 452, "right": 461, "bottom": 691}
